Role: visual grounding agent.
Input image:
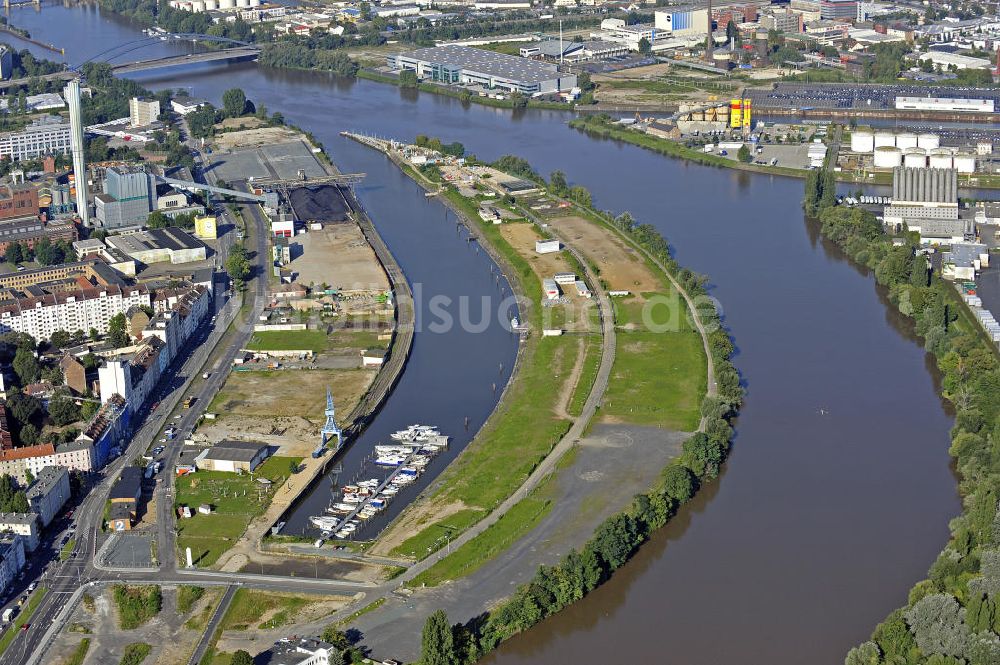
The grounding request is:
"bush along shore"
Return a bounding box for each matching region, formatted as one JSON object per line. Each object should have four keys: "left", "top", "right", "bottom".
{"left": 416, "top": 156, "right": 743, "bottom": 664}
{"left": 803, "top": 168, "right": 1000, "bottom": 665}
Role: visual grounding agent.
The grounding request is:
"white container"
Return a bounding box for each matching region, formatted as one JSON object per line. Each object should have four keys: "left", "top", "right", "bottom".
{"left": 236, "top": 0, "right": 250, "bottom": 7}
{"left": 896, "top": 132, "right": 919, "bottom": 150}
{"left": 873, "top": 146, "right": 902, "bottom": 168}
{"left": 953, "top": 152, "right": 976, "bottom": 173}
{"left": 850, "top": 130, "right": 874, "bottom": 153}
{"left": 219, "top": 0, "right": 235, "bottom": 8}
{"left": 190, "top": 0, "right": 205, "bottom": 10}
{"left": 874, "top": 131, "right": 895, "bottom": 148}
{"left": 929, "top": 148, "right": 953, "bottom": 170}
{"left": 903, "top": 148, "right": 927, "bottom": 168}
{"left": 249, "top": 0, "right": 260, "bottom": 6}
{"left": 204, "top": 0, "right": 218, "bottom": 8}
{"left": 917, "top": 133, "right": 940, "bottom": 150}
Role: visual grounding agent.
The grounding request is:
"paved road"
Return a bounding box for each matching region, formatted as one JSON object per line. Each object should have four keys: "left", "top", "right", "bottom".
{"left": 187, "top": 584, "right": 236, "bottom": 665}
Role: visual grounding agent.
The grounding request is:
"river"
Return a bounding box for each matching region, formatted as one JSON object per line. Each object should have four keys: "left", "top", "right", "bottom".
{"left": 7, "top": 6, "right": 964, "bottom": 663}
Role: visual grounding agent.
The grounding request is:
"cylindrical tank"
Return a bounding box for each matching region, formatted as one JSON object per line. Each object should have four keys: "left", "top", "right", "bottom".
{"left": 904, "top": 148, "right": 927, "bottom": 168}
{"left": 204, "top": 0, "right": 217, "bottom": 7}
{"left": 219, "top": 0, "right": 236, "bottom": 8}
{"left": 248, "top": 0, "right": 260, "bottom": 6}
{"left": 236, "top": 0, "right": 250, "bottom": 7}
{"left": 917, "top": 133, "right": 940, "bottom": 150}
{"left": 953, "top": 152, "right": 976, "bottom": 173}
{"left": 190, "top": 0, "right": 205, "bottom": 11}
{"left": 851, "top": 130, "right": 874, "bottom": 153}
{"left": 51, "top": 188, "right": 63, "bottom": 206}
{"left": 929, "top": 148, "right": 953, "bottom": 169}
{"left": 874, "top": 131, "right": 895, "bottom": 148}
{"left": 874, "top": 146, "right": 902, "bottom": 168}
{"left": 896, "top": 132, "right": 919, "bottom": 150}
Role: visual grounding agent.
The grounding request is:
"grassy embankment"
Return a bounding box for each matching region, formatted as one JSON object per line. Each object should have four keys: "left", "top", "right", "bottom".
{"left": 113, "top": 585, "right": 161, "bottom": 630}
{"left": 221, "top": 589, "right": 331, "bottom": 631}
{"left": 174, "top": 456, "right": 301, "bottom": 566}
{"left": 119, "top": 642, "right": 152, "bottom": 665}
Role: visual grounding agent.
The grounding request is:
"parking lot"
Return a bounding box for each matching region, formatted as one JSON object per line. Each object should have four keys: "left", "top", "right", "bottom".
{"left": 711, "top": 142, "right": 813, "bottom": 168}
{"left": 209, "top": 139, "right": 327, "bottom": 183}
{"left": 749, "top": 82, "right": 1000, "bottom": 111}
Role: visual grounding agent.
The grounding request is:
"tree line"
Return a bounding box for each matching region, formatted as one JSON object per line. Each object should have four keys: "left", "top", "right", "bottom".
{"left": 801, "top": 165, "right": 1000, "bottom": 665}
{"left": 420, "top": 156, "right": 743, "bottom": 664}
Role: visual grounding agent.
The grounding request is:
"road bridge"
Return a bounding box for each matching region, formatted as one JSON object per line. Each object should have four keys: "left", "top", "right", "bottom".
{"left": 110, "top": 46, "right": 261, "bottom": 74}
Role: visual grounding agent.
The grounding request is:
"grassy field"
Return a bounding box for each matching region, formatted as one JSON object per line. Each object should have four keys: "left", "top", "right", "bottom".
{"left": 0, "top": 588, "right": 45, "bottom": 655}
{"left": 113, "top": 586, "right": 161, "bottom": 630}
{"left": 62, "top": 638, "right": 90, "bottom": 665}
{"left": 221, "top": 589, "right": 323, "bottom": 631}
{"left": 177, "top": 586, "right": 205, "bottom": 615}
{"left": 408, "top": 475, "right": 557, "bottom": 587}
{"left": 119, "top": 642, "right": 152, "bottom": 665}
{"left": 246, "top": 330, "right": 328, "bottom": 353}
{"left": 175, "top": 456, "right": 300, "bottom": 567}
{"left": 567, "top": 335, "right": 602, "bottom": 417}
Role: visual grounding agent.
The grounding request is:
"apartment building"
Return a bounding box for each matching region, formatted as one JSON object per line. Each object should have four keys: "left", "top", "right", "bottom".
{"left": 0, "top": 284, "right": 151, "bottom": 341}
{"left": 0, "top": 117, "right": 71, "bottom": 162}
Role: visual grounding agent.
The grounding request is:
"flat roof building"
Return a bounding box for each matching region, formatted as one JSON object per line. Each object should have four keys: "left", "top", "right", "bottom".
{"left": 0, "top": 117, "right": 71, "bottom": 162}
{"left": 25, "top": 465, "right": 70, "bottom": 528}
{"left": 388, "top": 45, "right": 576, "bottom": 95}
{"left": 195, "top": 440, "right": 271, "bottom": 473}
{"left": 106, "top": 227, "right": 207, "bottom": 265}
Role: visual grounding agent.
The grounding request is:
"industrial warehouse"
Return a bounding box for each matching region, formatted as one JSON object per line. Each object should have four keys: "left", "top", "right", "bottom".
{"left": 387, "top": 45, "right": 577, "bottom": 95}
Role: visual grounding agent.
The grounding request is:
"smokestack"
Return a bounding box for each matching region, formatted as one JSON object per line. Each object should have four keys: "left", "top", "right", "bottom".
{"left": 704, "top": 0, "right": 714, "bottom": 62}
{"left": 65, "top": 78, "right": 90, "bottom": 227}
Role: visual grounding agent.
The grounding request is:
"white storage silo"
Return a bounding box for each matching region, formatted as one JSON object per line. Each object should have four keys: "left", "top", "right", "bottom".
{"left": 191, "top": 0, "right": 205, "bottom": 11}
{"left": 896, "top": 132, "right": 918, "bottom": 150}
{"left": 249, "top": 0, "right": 260, "bottom": 6}
{"left": 929, "top": 148, "right": 953, "bottom": 170}
{"left": 236, "top": 0, "right": 249, "bottom": 7}
{"left": 874, "top": 131, "right": 895, "bottom": 148}
{"left": 874, "top": 146, "right": 902, "bottom": 168}
{"left": 953, "top": 152, "right": 976, "bottom": 173}
{"left": 205, "top": 0, "right": 218, "bottom": 8}
{"left": 917, "top": 133, "right": 940, "bottom": 150}
{"left": 903, "top": 148, "right": 926, "bottom": 168}
{"left": 851, "top": 130, "right": 874, "bottom": 153}
{"left": 219, "top": 0, "right": 236, "bottom": 8}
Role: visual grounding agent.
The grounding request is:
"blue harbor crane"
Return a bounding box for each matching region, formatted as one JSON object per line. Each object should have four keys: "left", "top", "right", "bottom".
{"left": 313, "top": 388, "right": 343, "bottom": 459}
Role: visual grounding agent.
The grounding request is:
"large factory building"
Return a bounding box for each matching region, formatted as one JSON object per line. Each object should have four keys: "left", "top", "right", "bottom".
{"left": 388, "top": 45, "right": 577, "bottom": 95}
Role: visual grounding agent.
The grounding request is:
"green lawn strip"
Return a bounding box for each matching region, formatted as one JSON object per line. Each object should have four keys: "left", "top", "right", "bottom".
{"left": 62, "top": 638, "right": 90, "bottom": 665}
{"left": 59, "top": 538, "right": 75, "bottom": 561}
{"left": 567, "top": 335, "right": 602, "bottom": 417}
{"left": 408, "top": 475, "right": 557, "bottom": 587}
{"left": 175, "top": 456, "right": 299, "bottom": 567}
{"left": 177, "top": 586, "right": 205, "bottom": 615}
{"left": 119, "top": 642, "right": 152, "bottom": 665}
{"left": 221, "top": 589, "right": 313, "bottom": 631}
{"left": 246, "top": 330, "right": 327, "bottom": 353}
{"left": 113, "top": 586, "right": 161, "bottom": 630}
{"left": 388, "top": 188, "right": 574, "bottom": 559}
{"left": 0, "top": 587, "right": 47, "bottom": 656}
{"left": 330, "top": 598, "right": 386, "bottom": 628}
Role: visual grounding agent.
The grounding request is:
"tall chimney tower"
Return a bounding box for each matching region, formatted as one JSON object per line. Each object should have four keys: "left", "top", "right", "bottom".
{"left": 64, "top": 78, "right": 90, "bottom": 227}
{"left": 704, "top": 0, "right": 714, "bottom": 62}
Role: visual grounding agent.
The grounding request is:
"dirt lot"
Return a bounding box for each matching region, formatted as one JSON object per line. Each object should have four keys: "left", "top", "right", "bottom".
{"left": 213, "top": 125, "right": 304, "bottom": 151}
{"left": 202, "top": 368, "right": 375, "bottom": 457}
{"left": 498, "top": 222, "right": 594, "bottom": 332}
{"left": 550, "top": 216, "right": 662, "bottom": 296}
{"left": 289, "top": 224, "right": 389, "bottom": 292}
{"left": 45, "top": 585, "right": 223, "bottom": 665}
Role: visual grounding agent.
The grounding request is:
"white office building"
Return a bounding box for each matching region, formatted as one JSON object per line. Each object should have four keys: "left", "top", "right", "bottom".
{"left": 0, "top": 117, "right": 71, "bottom": 162}
{"left": 0, "top": 284, "right": 151, "bottom": 342}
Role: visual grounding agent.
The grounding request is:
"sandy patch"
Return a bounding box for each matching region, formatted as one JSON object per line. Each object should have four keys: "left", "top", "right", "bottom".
{"left": 369, "top": 499, "right": 471, "bottom": 558}
{"left": 550, "top": 216, "right": 662, "bottom": 295}
{"left": 214, "top": 125, "right": 303, "bottom": 150}
{"left": 288, "top": 223, "right": 389, "bottom": 292}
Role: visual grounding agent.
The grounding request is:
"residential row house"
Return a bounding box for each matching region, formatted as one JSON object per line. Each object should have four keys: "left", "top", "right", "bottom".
{"left": 0, "top": 284, "right": 151, "bottom": 342}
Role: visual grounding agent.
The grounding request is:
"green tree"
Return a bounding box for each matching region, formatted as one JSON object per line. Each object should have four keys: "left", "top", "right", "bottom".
{"left": 222, "top": 88, "right": 248, "bottom": 118}
{"left": 226, "top": 245, "right": 251, "bottom": 290}
{"left": 229, "top": 651, "right": 253, "bottom": 665}
{"left": 421, "top": 610, "right": 457, "bottom": 665}
{"left": 12, "top": 346, "right": 39, "bottom": 385}
{"left": 49, "top": 394, "right": 81, "bottom": 426}
{"left": 5, "top": 241, "right": 24, "bottom": 265}
{"left": 146, "top": 211, "right": 170, "bottom": 229}
{"left": 549, "top": 170, "right": 569, "bottom": 197}
{"left": 662, "top": 465, "right": 696, "bottom": 503}
{"left": 107, "top": 313, "right": 130, "bottom": 348}
{"left": 638, "top": 37, "right": 652, "bottom": 54}
{"left": 48, "top": 330, "right": 72, "bottom": 350}
{"left": 399, "top": 70, "right": 418, "bottom": 88}
{"left": 737, "top": 144, "right": 752, "bottom": 163}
